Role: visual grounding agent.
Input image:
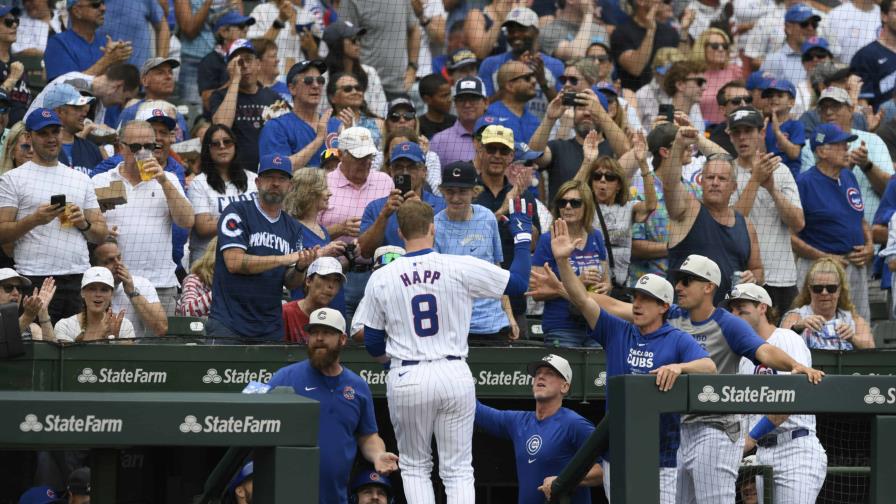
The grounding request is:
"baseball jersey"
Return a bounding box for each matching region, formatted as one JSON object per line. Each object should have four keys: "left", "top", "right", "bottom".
{"left": 738, "top": 328, "right": 817, "bottom": 435}
{"left": 590, "top": 311, "right": 709, "bottom": 466}
{"left": 267, "top": 360, "right": 377, "bottom": 504}
{"left": 796, "top": 166, "right": 866, "bottom": 255}
{"left": 209, "top": 199, "right": 304, "bottom": 339}
{"left": 475, "top": 403, "right": 595, "bottom": 504}
{"left": 353, "top": 248, "right": 510, "bottom": 360}
{"left": 667, "top": 305, "right": 766, "bottom": 426}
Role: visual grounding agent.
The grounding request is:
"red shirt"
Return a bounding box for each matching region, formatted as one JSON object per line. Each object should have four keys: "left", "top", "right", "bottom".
{"left": 282, "top": 301, "right": 310, "bottom": 343}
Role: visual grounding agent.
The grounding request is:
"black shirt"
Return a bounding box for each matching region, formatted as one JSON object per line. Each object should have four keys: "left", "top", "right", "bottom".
{"left": 209, "top": 86, "right": 283, "bottom": 172}
{"left": 708, "top": 123, "right": 736, "bottom": 156}
{"left": 0, "top": 57, "right": 32, "bottom": 125}
{"left": 418, "top": 113, "right": 456, "bottom": 139}
{"left": 544, "top": 136, "right": 614, "bottom": 202}
{"left": 198, "top": 50, "right": 228, "bottom": 114}
{"left": 610, "top": 21, "right": 679, "bottom": 91}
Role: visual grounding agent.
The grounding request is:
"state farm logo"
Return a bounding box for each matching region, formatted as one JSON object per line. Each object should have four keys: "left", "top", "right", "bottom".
{"left": 202, "top": 368, "right": 273, "bottom": 385}
{"left": 202, "top": 368, "right": 223, "bottom": 384}
{"left": 697, "top": 385, "right": 795, "bottom": 403}
{"left": 78, "top": 368, "right": 98, "bottom": 384}
{"left": 697, "top": 385, "right": 720, "bottom": 403}
{"left": 179, "top": 415, "right": 281, "bottom": 433}
{"left": 593, "top": 371, "right": 607, "bottom": 387}
{"left": 179, "top": 415, "right": 202, "bottom": 433}
{"left": 78, "top": 367, "right": 166, "bottom": 384}
{"left": 19, "top": 414, "right": 123, "bottom": 433}
{"left": 864, "top": 387, "right": 896, "bottom": 405}
{"left": 20, "top": 414, "right": 42, "bottom": 432}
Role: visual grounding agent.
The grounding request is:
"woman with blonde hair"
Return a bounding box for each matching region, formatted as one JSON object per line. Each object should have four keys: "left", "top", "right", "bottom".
{"left": 530, "top": 179, "right": 611, "bottom": 347}
{"left": 176, "top": 237, "right": 217, "bottom": 318}
{"left": 0, "top": 121, "right": 31, "bottom": 174}
{"left": 576, "top": 131, "right": 656, "bottom": 288}
{"left": 780, "top": 257, "right": 874, "bottom": 349}
{"left": 691, "top": 28, "right": 742, "bottom": 126}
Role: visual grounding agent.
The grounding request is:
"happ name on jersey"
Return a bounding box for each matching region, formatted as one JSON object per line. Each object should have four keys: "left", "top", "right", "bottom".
{"left": 400, "top": 269, "right": 441, "bottom": 287}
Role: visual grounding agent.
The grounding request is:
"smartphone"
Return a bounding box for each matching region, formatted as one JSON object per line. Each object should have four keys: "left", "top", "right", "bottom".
{"left": 393, "top": 174, "right": 412, "bottom": 194}
{"left": 658, "top": 104, "right": 675, "bottom": 123}
{"left": 50, "top": 194, "right": 66, "bottom": 209}
{"left": 562, "top": 92, "right": 578, "bottom": 107}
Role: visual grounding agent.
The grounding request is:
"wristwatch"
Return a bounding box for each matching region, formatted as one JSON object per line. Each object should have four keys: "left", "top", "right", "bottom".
{"left": 407, "top": 61, "right": 418, "bottom": 71}
{"left": 126, "top": 289, "right": 141, "bottom": 299}
{"left": 859, "top": 161, "right": 874, "bottom": 173}
{"left": 77, "top": 220, "right": 92, "bottom": 233}
{"left": 272, "top": 19, "right": 286, "bottom": 30}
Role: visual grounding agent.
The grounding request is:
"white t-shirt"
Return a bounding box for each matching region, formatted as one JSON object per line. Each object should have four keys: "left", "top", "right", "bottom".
{"left": 112, "top": 275, "right": 160, "bottom": 338}
{"left": 247, "top": 1, "right": 324, "bottom": 77}
{"left": 597, "top": 200, "right": 638, "bottom": 286}
{"left": 187, "top": 171, "right": 258, "bottom": 264}
{"left": 416, "top": 0, "right": 446, "bottom": 78}
{"left": 92, "top": 165, "right": 186, "bottom": 288}
{"left": 739, "top": 327, "right": 816, "bottom": 435}
{"left": 12, "top": 14, "right": 50, "bottom": 54}
{"left": 820, "top": 1, "right": 881, "bottom": 64}
{"left": 731, "top": 160, "right": 801, "bottom": 287}
{"left": 0, "top": 161, "right": 98, "bottom": 276}
{"left": 54, "top": 313, "right": 136, "bottom": 342}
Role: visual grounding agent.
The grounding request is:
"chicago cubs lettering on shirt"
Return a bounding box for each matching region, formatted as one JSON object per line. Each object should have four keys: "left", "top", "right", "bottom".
{"left": 400, "top": 270, "right": 442, "bottom": 287}
{"left": 626, "top": 347, "right": 655, "bottom": 371}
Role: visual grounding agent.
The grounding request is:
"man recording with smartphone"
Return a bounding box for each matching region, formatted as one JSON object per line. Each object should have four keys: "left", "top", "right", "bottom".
{"left": 358, "top": 141, "right": 446, "bottom": 259}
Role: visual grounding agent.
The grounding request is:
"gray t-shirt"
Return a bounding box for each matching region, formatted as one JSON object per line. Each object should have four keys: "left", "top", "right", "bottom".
{"left": 539, "top": 19, "right": 609, "bottom": 59}
{"left": 597, "top": 200, "right": 637, "bottom": 286}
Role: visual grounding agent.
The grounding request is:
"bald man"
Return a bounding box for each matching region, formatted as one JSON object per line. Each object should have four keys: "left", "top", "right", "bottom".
{"left": 485, "top": 60, "right": 541, "bottom": 144}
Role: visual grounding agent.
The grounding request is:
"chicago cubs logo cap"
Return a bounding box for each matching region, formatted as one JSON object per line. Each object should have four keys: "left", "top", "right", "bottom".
{"left": 213, "top": 11, "right": 256, "bottom": 33}
{"left": 81, "top": 267, "right": 115, "bottom": 289}
{"left": 633, "top": 274, "right": 674, "bottom": 305}
{"left": 674, "top": 254, "right": 722, "bottom": 287}
{"left": 25, "top": 107, "right": 62, "bottom": 132}
{"left": 286, "top": 59, "right": 327, "bottom": 85}
{"left": 136, "top": 100, "right": 177, "bottom": 131}
{"left": 527, "top": 354, "right": 573, "bottom": 383}
{"left": 17, "top": 485, "right": 64, "bottom": 504}
{"left": 389, "top": 141, "right": 425, "bottom": 165}
{"left": 514, "top": 142, "right": 543, "bottom": 163}
{"left": 305, "top": 308, "right": 346, "bottom": 335}
{"left": 350, "top": 468, "right": 393, "bottom": 496}
{"left": 307, "top": 257, "right": 346, "bottom": 281}
{"left": 257, "top": 153, "right": 293, "bottom": 177}
{"left": 725, "top": 283, "right": 773, "bottom": 306}
{"left": 440, "top": 161, "right": 477, "bottom": 189}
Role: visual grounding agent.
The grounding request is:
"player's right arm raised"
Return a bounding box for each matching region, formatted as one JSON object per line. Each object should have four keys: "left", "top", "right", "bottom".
{"left": 551, "top": 219, "right": 601, "bottom": 330}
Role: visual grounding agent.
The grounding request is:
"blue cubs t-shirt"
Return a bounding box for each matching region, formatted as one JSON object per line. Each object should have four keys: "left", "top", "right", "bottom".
{"left": 258, "top": 112, "right": 342, "bottom": 168}
{"left": 532, "top": 230, "right": 607, "bottom": 332}
{"left": 589, "top": 310, "right": 709, "bottom": 466}
{"left": 485, "top": 100, "right": 541, "bottom": 144}
{"left": 475, "top": 403, "right": 595, "bottom": 504}
{"left": 44, "top": 30, "right": 104, "bottom": 81}
{"left": 210, "top": 199, "right": 304, "bottom": 339}
{"left": 361, "top": 191, "right": 446, "bottom": 250}
{"left": 765, "top": 119, "right": 805, "bottom": 178}
{"left": 268, "top": 360, "right": 377, "bottom": 504}
{"left": 797, "top": 166, "right": 865, "bottom": 254}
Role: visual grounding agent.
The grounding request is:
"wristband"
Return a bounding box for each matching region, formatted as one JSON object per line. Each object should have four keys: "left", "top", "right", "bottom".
{"left": 860, "top": 161, "right": 873, "bottom": 173}
{"left": 749, "top": 416, "right": 776, "bottom": 440}
{"left": 77, "top": 220, "right": 92, "bottom": 233}
{"left": 407, "top": 61, "right": 418, "bottom": 71}
{"left": 272, "top": 19, "right": 286, "bottom": 30}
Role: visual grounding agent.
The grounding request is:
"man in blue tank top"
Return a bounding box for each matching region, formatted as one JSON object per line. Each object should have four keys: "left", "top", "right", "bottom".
{"left": 660, "top": 122, "right": 763, "bottom": 304}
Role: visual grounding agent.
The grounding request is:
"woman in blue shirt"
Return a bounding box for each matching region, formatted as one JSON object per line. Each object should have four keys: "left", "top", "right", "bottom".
{"left": 532, "top": 179, "right": 611, "bottom": 347}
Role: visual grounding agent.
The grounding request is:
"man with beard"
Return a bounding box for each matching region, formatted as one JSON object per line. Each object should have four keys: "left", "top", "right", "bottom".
{"left": 485, "top": 60, "right": 541, "bottom": 144}
{"left": 268, "top": 307, "right": 399, "bottom": 503}
{"left": 208, "top": 154, "right": 317, "bottom": 340}
{"left": 529, "top": 89, "right": 629, "bottom": 202}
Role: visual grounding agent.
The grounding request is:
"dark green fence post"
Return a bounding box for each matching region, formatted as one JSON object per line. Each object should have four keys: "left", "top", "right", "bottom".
{"left": 872, "top": 415, "right": 896, "bottom": 502}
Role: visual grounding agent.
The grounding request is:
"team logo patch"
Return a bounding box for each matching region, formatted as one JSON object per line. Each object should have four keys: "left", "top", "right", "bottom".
{"left": 525, "top": 434, "right": 542, "bottom": 456}
{"left": 152, "top": 109, "right": 163, "bottom": 117}
{"left": 753, "top": 364, "right": 777, "bottom": 375}
{"left": 343, "top": 386, "right": 355, "bottom": 400}
{"left": 401, "top": 143, "right": 410, "bottom": 151}
{"left": 846, "top": 187, "right": 864, "bottom": 212}
{"left": 369, "top": 472, "right": 379, "bottom": 481}
{"left": 316, "top": 311, "right": 327, "bottom": 320}
{"left": 220, "top": 213, "right": 243, "bottom": 237}
{"left": 41, "top": 110, "right": 51, "bottom": 118}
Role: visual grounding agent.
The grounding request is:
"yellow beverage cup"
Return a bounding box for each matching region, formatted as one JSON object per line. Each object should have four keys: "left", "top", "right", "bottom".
{"left": 59, "top": 203, "right": 74, "bottom": 228}
{"left": 136, "top": 151, "right": 154, "bottom": 181}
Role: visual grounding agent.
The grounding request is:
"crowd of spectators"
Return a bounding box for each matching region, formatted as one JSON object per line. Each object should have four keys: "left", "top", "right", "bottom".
{"left": 0, "top": 0, "right": 889, "bottom": 354}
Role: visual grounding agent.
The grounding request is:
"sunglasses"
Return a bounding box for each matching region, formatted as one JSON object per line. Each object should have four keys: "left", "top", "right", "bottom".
{"left": 810, "top": 284, "right": 839, "bottom": 294}
{"left": 388, "top": 112, "right": 416, "bottom": 122}
{"left": 725, "top": 96, "right": 752, "bottom": 106}
{"left": 210, "top": 138, "right": 235, "bottom": 149}
{"left": 591, "top": 171, "right": 620, "bottom": 182}
{"left": 0, "top": 284, "right": 20, "bottom": 293}
{"left": 802, "top": 51, "right": 830, "bottom": 62}
{"left": 301, "top": 75, "right": 326, "bottom": 86}
{"left": 510, "top": 73, "right": 535, "bottom": 83}
{"left": 3, "top": 17, "right": 19, "bottom": 28}
{"left": 123, "top": 142, "right": 159, "bottom": 153}
{"left": 676, "top": 274, "right": 706, "bottom": 287}
{"left": 340, "top": 84, "right": 364, "bottom": 93}
{"left": 686, "top": 77, "right": 707, "bottom": 86}
{"left": 484, "top": 144, "right": 513, "bottom": 155}
{"left": 557, "top": 197, "right": 584, "bottom": 209}
{"left": 18, "top": 143, "right": 30, "bottom": 151}
{"left": 706, "top": 42, "right": 728, "bottom": 51}
{"left": 592, "top": 55, "right": 610, "bottom": 62}
{"left": 377, "top": 251, "right": 403, "bottom": 267}
{"left": 799, "top": 19, "right": 819, "bottom": 29}
{"left": 559, "top": 75, "right": 579, "bottom": 86}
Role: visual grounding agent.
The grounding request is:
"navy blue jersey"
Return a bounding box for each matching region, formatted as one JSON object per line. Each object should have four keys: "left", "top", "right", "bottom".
{"left": 589, "top": 311, "right": 708, "bottom": 466}
{"left": 797, "top": 166, "right": 865, "bottom": 254}
{"left": 765, "top": 119, "right": 805, "bottom": 178}
{"left": 851, "top": 40, "right": 896, "bottom": 110}
{"left": 210, "top": 199, "right": 304, "bottom": 339}
{"left": 268, "top": 360, "right": 378, "bottom": 504}
{"left": 475, "top": 403, "right": 595, "bottom": 504}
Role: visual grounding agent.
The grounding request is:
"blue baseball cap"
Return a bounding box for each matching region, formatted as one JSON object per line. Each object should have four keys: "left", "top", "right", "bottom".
{"left": 589, "top": 87, "right": 610, "bottom": 111}
{"left": 0, "top": 6, "right": 20, "bottom": 17}
{"left": 25, "top": 108, "right": 62, "bottom": 131}
{"left": 258, "top": 153, "right": 293, "bottom": 176}
{"left": 474, "top": 114, "right": 505, "bottom": 135}
{"left": 745, "top": 71, "right": 773, "bottom": 91}
{"left": 589, "top": 35, "right": 610, "bottom": 51}
{"left": 226, "top": 38, "right": 256, "bottom": 62}
{"left": 18, "top": 486, "right": 64, "bottom": 504}
{"left": 227, "top": 462, "right": 253, "bottom": 495}
{"left": 286, "top": 59, "right": 327, "bottom": 85}
{"left": 43, "top": 83, "right": 95, "bottom": 110}
{"left": 213, "top": 11, "right": 256, "bottom": 33}
{"left": 810, "top": 123, "right": 858, "bottom": 150}
{"left": 350, "top": 469, "right": 392, "bottom": 497}
{"left": 514, "top": 142, "right": 543, "bottom": 163}
{"left": 801, "top": 36, "right": 831, "bottom": 57}
{"left": 594, "top": 81, "right": 619, "bottom": 97}
{"left": 761, "top": 79, "right": 796, "bottom": 98}
{"left": 784, "top": 3, "right": 819, "bottom": 23}
{"left": 390, "top": 141, "right": 425, "bottom": 164}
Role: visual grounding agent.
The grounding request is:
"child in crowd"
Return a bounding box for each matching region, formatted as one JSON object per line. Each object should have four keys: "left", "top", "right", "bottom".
{"left": 762, "top": 79, "right": 805, "bottom": 178}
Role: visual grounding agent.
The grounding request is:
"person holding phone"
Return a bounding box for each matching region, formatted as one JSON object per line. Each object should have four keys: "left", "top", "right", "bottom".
{"left": 357, "top": 142, "right": 445, "bottom": 259}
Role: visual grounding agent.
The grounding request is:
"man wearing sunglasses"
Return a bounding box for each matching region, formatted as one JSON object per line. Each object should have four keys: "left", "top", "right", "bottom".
{"left": 486, "top": 60, "right": 541, "bottom": 145}
{"left": 708, "top": 81, "right": 750, "bottom": 156}
{"left": 0, "top": 268, "right": 55, "bottom": 342}
{"left": 760, "top": 3, "right": 821, "bottom": 88}
{"left": 259, "top": 59, "right": 341, "bottom": 168}
{"left": 91, "top": 121, "right": 194, "bottom": 316}
{"left": 44, "top": 0, "right": 133, "bottom": 82}
{"left": 661, "top": 60, "right": 707, "bottom": 134}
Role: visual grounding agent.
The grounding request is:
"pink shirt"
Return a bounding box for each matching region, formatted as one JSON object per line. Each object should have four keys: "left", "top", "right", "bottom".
{"left": 700, "top": 65, "right": 743, "bottom": 125}
{"left": 320, "top": 164, "right": 394, "bottom": 245}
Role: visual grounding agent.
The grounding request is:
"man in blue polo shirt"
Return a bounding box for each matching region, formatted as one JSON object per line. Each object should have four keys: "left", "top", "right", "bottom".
{"left": 268, "top": 307, "right": 398, "bottom": 504}
{"left": 357, "top": 142, "right": 446, "bottom": 258}
{"left": 485, "top": 60, "right": 541, "bottom": 144}
{"left": 258, "top": 59, "right": 342, "bottom": 169}
{"left": 44, "top": 0, "right": 133, "bottom": 81}
{"left": 793, "top": 122, "right": 875, "bottom": 320}
{"left": 208, "top": 154, "right": 317, "bottom": 340}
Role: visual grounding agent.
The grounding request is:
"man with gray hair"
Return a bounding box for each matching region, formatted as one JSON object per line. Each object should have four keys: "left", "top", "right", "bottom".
{"left": 92, "top": 121, "right": 194, "bottom": 315}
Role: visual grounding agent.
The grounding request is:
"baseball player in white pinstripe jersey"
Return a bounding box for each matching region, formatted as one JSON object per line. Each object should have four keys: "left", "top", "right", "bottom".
{"left": 354, "top": 196, "right": 533, "bottom": 504}
{"left": 730, "top": 283, "right": 827, "bottom": 504}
